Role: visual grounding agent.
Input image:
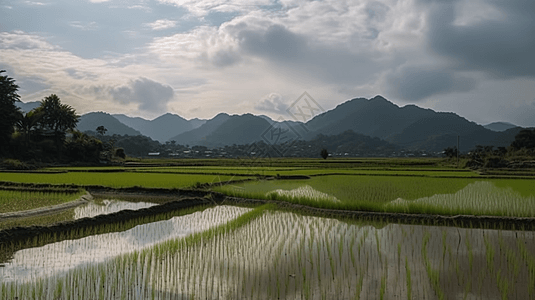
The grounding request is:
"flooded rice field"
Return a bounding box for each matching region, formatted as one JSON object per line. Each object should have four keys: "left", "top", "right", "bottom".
{"left": 0, "top": 206, "right": 251, "bottom": 283}
{"left": 1, "top": 207, "right": 534, "bottom": 299}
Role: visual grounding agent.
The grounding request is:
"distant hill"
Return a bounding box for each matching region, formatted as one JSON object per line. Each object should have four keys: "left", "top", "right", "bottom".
{"left": 305, "top": 96, "right": 435, "bottom": 139}
{"left": 188, "top": 118, "right": 207, "bottom": 130}
{"left": 304, "top": 95, "right": 519, "bottom": 152}
{"left": 113, "top": 113, "right": 204, "bottom": 143}
{"left": 484, "top": 122, "right": 519, "bottom": 132}
{"left": 15, "top": 101, "right": 40, "bottom": 113}
{"left": 283, "top": 130, "right": 399, "bottom": 157}
{"left": 201, "top": 114, "right": 272, "bottom": 147}
{"left": 168, "top": 113, "right": 231, "bottom": 146}
{"left": 77, "top": 112, "right": 142, "bottom": 136}
{"left": 73, "top": 95, "right": 524, "bottom": 152}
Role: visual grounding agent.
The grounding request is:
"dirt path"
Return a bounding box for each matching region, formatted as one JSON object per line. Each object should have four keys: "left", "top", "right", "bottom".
{"left": 0, "top": 192, "right": 93, "bottom": 220}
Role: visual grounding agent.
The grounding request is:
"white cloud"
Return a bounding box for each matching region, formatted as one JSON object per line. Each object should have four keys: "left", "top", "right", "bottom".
{"left": 110, "top": 77, "right": 175, "bottom": 113}
{"left": 254, "top": 93, "right": 288, "bottom": 115}
{"left": 0, "top": 31, "right": 58, "bottom": 50}
{"left": 23, "top": 1, "right": 48, "bottom": 6}
{"left": 69, "top": 21, "right": 99, "bottom": 31}
{"left": 144, "top": 19, "right": 178, "bottom": 30}
{"left": 156, "top": 0, "right": 276, "bottom": 16}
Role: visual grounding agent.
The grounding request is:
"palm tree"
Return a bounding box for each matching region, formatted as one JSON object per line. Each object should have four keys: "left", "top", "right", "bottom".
{"left": 16, "top": 109, "right": 43, "bottom": 147}
{"left": 38, "top": 94, "right": 80, "bottom": 150}
{"left": 0, "top": 70, "right": 21, "bottom": 154}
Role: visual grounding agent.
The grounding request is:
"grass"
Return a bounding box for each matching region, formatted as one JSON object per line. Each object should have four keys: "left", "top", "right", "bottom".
{"left": 0, "top": 189, "right": 86, "bottom": 214}
{"left": 0, "top": 172, "right": 240, "bottom": 189}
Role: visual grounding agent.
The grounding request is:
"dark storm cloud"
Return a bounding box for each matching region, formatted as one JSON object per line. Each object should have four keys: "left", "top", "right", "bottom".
{"left": 425, "top": 0, "right": 535, "bottom": 78}
{"left": 234, "top": 23, "right": 381, "bottom": 84}
{"left": 385, "top": 65, "right": 476, "bottom": 101}
{"left": 110, "top": 77, "right": 174, "bottom": 113}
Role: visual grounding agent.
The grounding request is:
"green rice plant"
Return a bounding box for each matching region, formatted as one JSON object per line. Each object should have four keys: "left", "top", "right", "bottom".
{"left": 496, "top": 269, "right": 509, "bottom": 300}
{"left": 0, "top": 204, "right": 215, "bottom": 264}
{"left": 5, "top": 206, "right": 535, "bottom": 299}
{"left": 216, "top": 175, "right": 535, "bottom": 217}
{"left": 0, "top": 189, "right": 86, "bottom": 213}
{"left": 405, "top": 257, "right": 412, "bottom": 300}
{"left": 0, "top": 172, "right": 240, "bottom": 189}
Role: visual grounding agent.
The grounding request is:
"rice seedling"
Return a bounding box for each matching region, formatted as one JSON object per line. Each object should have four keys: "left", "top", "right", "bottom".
{"left": 2, "top": 205, "right": 535, "bottom": 299}
{"left": 217, "top": 175, "right": 535, "bottom": 217}
{"left": 0, "top": 189, "right": 86, "bottom": 213}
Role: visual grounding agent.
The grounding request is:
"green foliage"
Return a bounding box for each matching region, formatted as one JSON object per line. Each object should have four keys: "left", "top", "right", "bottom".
{"left": 65, "top": 131, "right": 103, "bottom": 163}
{"left": 15, "top": 109, "right": 43, "bottom": 146}
{"left": 0, "top": 70, "right": 21, "bottom": 155}
{"left": 37, "top": 94, "right": 79, "bottom": 143}
{"left": 97, "top": 134, "right": 160, "bottom": 157}
{"left": 96, "top": 125, "right": 107, "bottom": 136}
{"left": 115, "top": 148, "right": 126, "bottom": 159}
{"left": 320, "top": 148, "right": 328, "bottom": 159}
{"left": 1, "top": 158, "right": 28, "bottom": 170}
{"left": 443, "top": 146, "right": 458, "bottom": 159}
{"left": 511, "top": 129, "right": 535, "bottom": 150}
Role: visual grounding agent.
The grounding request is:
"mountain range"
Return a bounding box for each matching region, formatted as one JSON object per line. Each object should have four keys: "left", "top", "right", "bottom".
{"left": 18, "top": 96, "right": 526, "bottom": 152}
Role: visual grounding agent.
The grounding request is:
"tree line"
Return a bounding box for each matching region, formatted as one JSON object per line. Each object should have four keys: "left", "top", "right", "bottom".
{"left": 0, "top": 70, "right": 102, "bottom": 166}
{"left": 443, "top": 128, "right": 535, "bottom": 168}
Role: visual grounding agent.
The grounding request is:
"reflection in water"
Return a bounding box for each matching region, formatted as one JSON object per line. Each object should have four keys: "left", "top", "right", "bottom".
{"left": 74, "top": 199, "right": 157, "bottom": 219}
{"left": 387, "top": 181, "right": 535, "bottom": 216}
{"left": 4, "top": 210, "right": 535, "bottom": 299}
{"left": 266, "top": 185, "right": 340, "bottom": 202}
{"left": 0, "top": 206, "right": 251, "bottom": 283}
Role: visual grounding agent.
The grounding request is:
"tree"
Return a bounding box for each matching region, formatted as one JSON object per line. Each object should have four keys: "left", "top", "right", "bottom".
{"left": 16, "top": 109, "right": 43, "bottom": 146}
{"left": 96, "top": 126, "right": 107, "bottom": 136}
{"left": 65, "top": 131, "right": 103, "bottom": 162}
{"left": 115, "top": 148, "right": 126, "bottom": 159}
{"left": 511, "top": 129, "right": 535, "bottom": 150}
{"left": 38, "top": 94, "right": 79, "bottom": 147}
{"left": 443, "top": 146, "right": 458, "bottom": 159}
{"left": 320, "top": 148, "right": 329, "bottom": 159}
{"left": 0, "top": 70, "right": 21, "bottom": 154}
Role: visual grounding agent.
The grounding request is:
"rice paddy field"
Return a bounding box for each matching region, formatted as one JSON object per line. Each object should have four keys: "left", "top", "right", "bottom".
{"left": 1, "top": 157, "right": 535, "bottom": 299}
{"left": 0, "top": 172, "right": 240, "bottom": 189}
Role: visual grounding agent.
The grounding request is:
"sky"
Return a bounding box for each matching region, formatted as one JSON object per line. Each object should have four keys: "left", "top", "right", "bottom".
{"left": 1, "top": 0, "right": 535, "bottom": 126}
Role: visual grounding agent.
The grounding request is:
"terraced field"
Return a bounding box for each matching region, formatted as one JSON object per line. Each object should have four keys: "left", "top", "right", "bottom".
{"left": 1, "top": 158, "right": 534, "bottom": 299}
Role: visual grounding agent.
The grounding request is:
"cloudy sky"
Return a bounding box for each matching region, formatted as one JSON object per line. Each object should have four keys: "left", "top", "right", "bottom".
{"left": 1, "top": 0, "right": 535, "bottom": 126}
